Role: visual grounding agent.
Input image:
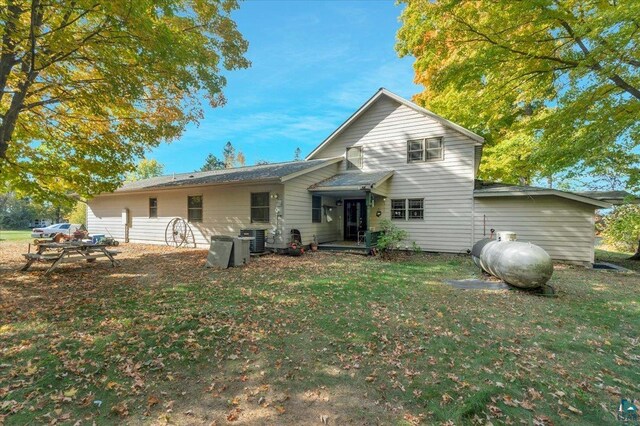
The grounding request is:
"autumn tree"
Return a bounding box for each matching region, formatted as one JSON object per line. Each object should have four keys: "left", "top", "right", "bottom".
{"left": 200, "top": 153, "right": 225, "bottom": 171}
{"left": 67, "top": 201, "right": 87, "bottom": 226}
{"left": 236, "top": 151, "right": 246, "bottom": 167}
{"left": 125, "top": 159, "right": 164, "bottom": 182}
{"left": 396, "top": 0, "right": 639, "bottom": 189}
{"left": 0, "top": 0, "right": 249, "bottom": 206}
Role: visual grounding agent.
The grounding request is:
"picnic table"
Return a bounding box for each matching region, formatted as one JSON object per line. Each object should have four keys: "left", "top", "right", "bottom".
{"left": 21, "top": 241, "right": 120, "bottom": 275}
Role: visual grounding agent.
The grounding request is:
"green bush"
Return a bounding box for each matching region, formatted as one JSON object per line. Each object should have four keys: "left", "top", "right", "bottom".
{"left": 376, "top": 219, "right": 408, "bottom": 254}
{"left": 602, "top": 205, "right": 640, "bottom": 253}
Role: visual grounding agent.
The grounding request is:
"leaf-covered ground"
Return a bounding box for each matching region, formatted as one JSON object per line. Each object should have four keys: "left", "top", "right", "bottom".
{"left": 1, "top": 242, "right": 638, "bottom": 425}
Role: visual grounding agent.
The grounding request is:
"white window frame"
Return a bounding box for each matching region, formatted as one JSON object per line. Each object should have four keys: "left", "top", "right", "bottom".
{"left": 187, "top": 195, "right": 203, "bottom": 222}
{"left": 346, "top": 146, "right": 363, "bottom": 170}
{"left": 407, "top": 199, "right": 424, "bottom": 220}
{"left": 406, "top": 137, "right": 444, "bottom": 163}
{"left": 391, "top": 198, "right": 425, "bottom": 221}
{"left": 250, "top": 192, "right": 270, "bottom": 223}
{"left": 149, "top": 197, "right": 158, "bottom": 218}
{"left": 390, "top": 199, "right": 406, "bottom": 220}
{"left": 312, "top": 195, "right": 322, "bottom": 223}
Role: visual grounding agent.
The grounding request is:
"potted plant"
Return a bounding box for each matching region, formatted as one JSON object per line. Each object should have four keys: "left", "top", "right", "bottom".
{"left": 288, "top": 241, "right": 305, "bottom": 256}
{"left": 310, "top": 235, "right": 318, "bottom": 252}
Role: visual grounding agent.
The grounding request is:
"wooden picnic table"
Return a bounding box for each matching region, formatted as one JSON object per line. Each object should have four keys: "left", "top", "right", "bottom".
{"left": 21, "top": 241, "right": 120, "bottom": 275}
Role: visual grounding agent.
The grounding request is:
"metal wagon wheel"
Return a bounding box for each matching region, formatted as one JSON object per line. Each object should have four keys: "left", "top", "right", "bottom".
{"left": 164, "top": 218, "right": 196, "bottom": 248}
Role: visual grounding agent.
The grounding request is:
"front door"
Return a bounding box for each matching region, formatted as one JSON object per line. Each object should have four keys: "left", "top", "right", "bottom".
{"left": 344, "top": 199, "right": 367, "bottom": 241}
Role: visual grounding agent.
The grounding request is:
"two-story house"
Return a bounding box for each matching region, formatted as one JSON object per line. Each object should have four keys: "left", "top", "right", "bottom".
{"left": 87, "top": 89, "right": 610, "bottom": 264}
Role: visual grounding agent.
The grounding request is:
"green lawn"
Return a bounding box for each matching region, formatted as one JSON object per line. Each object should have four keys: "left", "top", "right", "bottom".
{"left": 0, "top": 244, "right": 638, "bottom": 425}
{"left": 0, "top": 229, "right": 31, "bottom": 242}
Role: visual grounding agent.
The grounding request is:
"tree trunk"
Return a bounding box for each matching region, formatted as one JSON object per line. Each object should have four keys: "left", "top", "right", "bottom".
{"left": 629, "top": 240, "right": 640, "bottom": 261}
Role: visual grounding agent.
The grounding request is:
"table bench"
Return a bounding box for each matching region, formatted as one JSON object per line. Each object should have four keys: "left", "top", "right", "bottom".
{"left": 21, "top": 242, "right": 120, "bottom": 275}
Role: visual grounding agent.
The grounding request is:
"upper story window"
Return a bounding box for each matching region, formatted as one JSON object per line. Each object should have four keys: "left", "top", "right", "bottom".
{"left": 187, "top": 196, "right": 203, "bottom": 222}
{"left": 251, "top": 192, "right": 270, "bottom": 223}
{"left": 312, "top": 195, "right": 322, "bottom": 223}
{"left": 407, "top": 137, "right": 444, "bottom": 163}
{"left": 149, "top": 197, "right": 158, "bottom": 218}
{"left": 346, "top": 146, "right": 363, "bottom": 170}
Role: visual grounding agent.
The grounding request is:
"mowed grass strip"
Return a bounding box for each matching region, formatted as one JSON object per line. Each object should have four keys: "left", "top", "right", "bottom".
{"left": 0, "top": 230, "right": 32, "bottom": 242}
{"left": 0, "top": 242, "right": 638, "bottom": 425}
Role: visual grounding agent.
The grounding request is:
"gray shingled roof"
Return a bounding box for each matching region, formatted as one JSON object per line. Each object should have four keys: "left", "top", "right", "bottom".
{"left": 575, "top": 190, "right": 639, "bottom": 205}
{"left": 474, "top": 181, "right": 549, "bottom": 194}
{"left": 473, "top": 181, "right": 611, "bottom": 207}
{"left": 117, "top": 159, "right": 333, "bottom": 192}
{"left": 309, "top": 170, "right": 394, "bottom": 191}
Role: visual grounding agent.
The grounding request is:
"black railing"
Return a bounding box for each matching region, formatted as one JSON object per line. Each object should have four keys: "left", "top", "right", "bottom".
{"left": 365, "top": 230, "right": 382, "bottom": 248}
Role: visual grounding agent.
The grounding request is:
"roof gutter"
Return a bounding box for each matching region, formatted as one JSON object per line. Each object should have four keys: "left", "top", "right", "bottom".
{"left": 473, "top": 189, "right": 611, "bottom": 208}
{"left": 309, "top": 185, "right": 370, "bottom": 192}
{"left": 95, "top": 178, "right": 283, "bottom": 197}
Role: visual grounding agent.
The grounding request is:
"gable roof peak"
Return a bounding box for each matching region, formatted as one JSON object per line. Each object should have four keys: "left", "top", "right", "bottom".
{"left": 306, "top": 88, "right": 484, "bottom": 160}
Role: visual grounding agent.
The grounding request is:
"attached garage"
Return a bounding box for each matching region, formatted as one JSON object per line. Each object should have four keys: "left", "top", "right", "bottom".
{"left": 473, "top": 183, "right": 611, "bottom": 265}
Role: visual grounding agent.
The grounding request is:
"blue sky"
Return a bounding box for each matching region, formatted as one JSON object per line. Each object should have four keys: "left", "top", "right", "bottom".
{"left": 148, "top": 0, "right": 420, "bottom": 173}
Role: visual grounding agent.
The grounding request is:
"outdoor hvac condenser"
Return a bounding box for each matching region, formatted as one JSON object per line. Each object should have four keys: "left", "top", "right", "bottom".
{"left": 240, "top": 229, "right": 266, "bottom": 253}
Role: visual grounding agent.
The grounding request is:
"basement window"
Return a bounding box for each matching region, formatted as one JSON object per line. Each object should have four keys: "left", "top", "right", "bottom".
{"left": 149, "top": 198, "right": 158, "bottom": 218}
{"left": 391, "top": 199, "right": 406, "bottom": 220}
{"left": 251, "top": 192, "right": 270, "bottom": 223}
{"left": 187, "top": 196, "right": 203, "bottom": 222}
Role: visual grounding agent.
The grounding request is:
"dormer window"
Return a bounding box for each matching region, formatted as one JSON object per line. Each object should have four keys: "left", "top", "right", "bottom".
{"left": 346, "top": 146, "right": 363, "bottom": 170}
{"left": 407, "top": 137, "right": 444, "bottom": 163}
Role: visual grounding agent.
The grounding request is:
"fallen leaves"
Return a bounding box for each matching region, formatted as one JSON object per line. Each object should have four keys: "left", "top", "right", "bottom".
{"left": 0, "top": 242, "right": 638, "bottom": 424}
{"left": 226, "top": 408, "right": 241, "bottom": 422}
{"left": 147, "top": 395, "right": 160, "bottom": 408}
{"left": 111, "top": 401, "right": 129, "bottom": 417}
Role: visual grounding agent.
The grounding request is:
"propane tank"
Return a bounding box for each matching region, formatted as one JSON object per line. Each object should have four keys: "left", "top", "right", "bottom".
{"left": 471, "top": 237, "right": 553, "bottom": 288}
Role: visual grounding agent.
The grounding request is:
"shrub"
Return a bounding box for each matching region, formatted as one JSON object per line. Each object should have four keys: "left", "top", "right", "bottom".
{"left": 376, "top": 219, "right": 408, "bottom": 254}
{"left": 602, "top": 205, "right": 640, "bottom": 253}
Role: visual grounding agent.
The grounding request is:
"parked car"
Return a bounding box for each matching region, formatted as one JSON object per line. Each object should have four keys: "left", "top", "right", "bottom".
{"left": 31, "top": 223, "right": 82, "bottom": 238}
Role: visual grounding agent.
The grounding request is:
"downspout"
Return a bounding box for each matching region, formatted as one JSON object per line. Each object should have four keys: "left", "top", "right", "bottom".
{"left": 470, "top": 147, "right": 475, "bottom": 250}
{"left": 471, "top": 195, "right": 475, "bottom": 249}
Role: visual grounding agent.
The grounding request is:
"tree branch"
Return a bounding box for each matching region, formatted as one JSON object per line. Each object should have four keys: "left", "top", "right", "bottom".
{"left": 450, "top": 13, "right": 581, "bottom": 69}
{"left": 558, "top": 20, "right": 640, "bottom": 101}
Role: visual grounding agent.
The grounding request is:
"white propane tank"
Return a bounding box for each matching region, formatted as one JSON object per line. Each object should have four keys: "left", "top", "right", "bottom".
{"left": 497, "top": 231, "right": 517, "bottom": 242}
{"left": 471, "top": 237, "right": 553, "bottom": 288}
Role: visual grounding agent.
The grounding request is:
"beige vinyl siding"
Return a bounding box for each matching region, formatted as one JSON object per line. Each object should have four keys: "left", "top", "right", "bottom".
{"left": 283, "top": 162, "right": 341, "bottom": 244}
{"left": 312, "top": 95, "right": 476, "bottom": 253}
{"left": 87, "top": 183, "right": 284, "bottom": 248}
{"left": 473, "top": 195, "right": 596, "bottom": 263}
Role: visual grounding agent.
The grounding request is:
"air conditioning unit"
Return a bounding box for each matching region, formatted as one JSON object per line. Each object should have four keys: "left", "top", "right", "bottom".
{"left": 240, "top": 229, "right": 266, "bottom": 253}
